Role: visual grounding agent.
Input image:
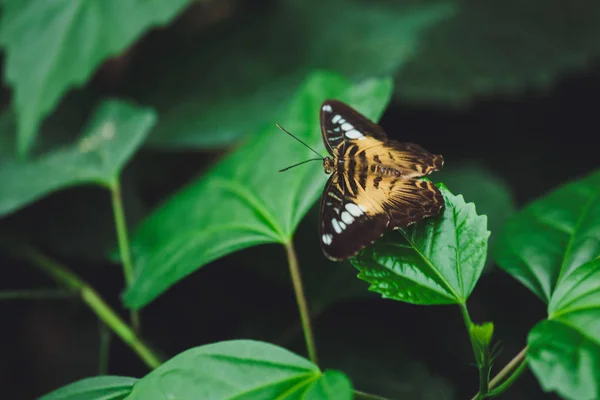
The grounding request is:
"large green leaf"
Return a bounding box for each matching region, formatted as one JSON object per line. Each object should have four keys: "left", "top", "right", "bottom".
{"left": 352, "top": 184, "right": 489, "bottom": 305}
{"left": 126, "top": 340, "right": 352, "bottom": 400}
{"left": 124, "top": 0, "right": 455, "bottom": 149}
{"left": 39, "top": 376, "right": 137, "bottom": 400}
{"left": 527, "top": 259, "right": 600, "bottom": 400}
{"left": 495, "top": 169, "right": 600, "bottom": 303}
{"left": 0, "top": 0, "right": 197, "bottom": 156}
{"left": 395, "top": 0, "right": 600, "bottom": 104}
{"left": 124, "top": 71, "right": 393, "bottom": 309}
{"left": 495, "top": 170, "right": 600, "bottom": 399}
{"left": 0, "top": 100, "right": 156, "bottom": 217}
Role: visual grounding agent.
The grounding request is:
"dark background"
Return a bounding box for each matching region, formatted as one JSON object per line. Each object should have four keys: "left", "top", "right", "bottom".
{"left": 1, "top": 1, "right": 598, "bottom": 399}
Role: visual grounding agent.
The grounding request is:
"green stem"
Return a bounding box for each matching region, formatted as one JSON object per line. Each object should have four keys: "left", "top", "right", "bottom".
{"left": 487, "top": 347, "right": 528, "bottom": 397}
{"left": 459, "top": 303, "right": 489, "bottom": 396}
{"left": 109, "top": 179, "right": 140, "bottom": 333}
{"left": 284, "top": 241, "right": 318, "bottom": 364}
{"left": 470, "top": 347, "right": 528, "bottom": 400}
{"left": 23, "top": 246, "right": 161, "bottom": 369}
{"left": 353, "top": 389, "right": 391, "bottom": 400}
{"left": 0, "top": 289, "right": 74, "bottom": 300}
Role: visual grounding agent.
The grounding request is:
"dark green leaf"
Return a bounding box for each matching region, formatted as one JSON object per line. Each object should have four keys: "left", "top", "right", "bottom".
{"left": 436, "top": 162, "right": 515, "bottom": 269}
{"left": 395, "top": 0, "right": 600, "bottom": 105}
{"left": 529, "top": 294, "right": 600, "bottom": 398}
{"left": 125, "top": 0, "right": 455, "bottom": 149}
{"left": 127, "top": 340, "right": 352, "bottom": 400}
{"left": 0, "top": 0, "right": 196, "bottom": 156}
{"left": 352, "top": 184, "right": 489, "bottom": 305}
{"left": 0, "top": 100, "right": 156, "bottom": 217}
{"left": 39, "top": 376, "right": 137, "bottom": 400}
{"left": 124, "top": 71, "right": 392, "bottom": 309}
{"left": 495, "top": 169, "right": 600, "bottom": 303}
{"left": 527, "top": 259, "right": 600, "bottom": 399}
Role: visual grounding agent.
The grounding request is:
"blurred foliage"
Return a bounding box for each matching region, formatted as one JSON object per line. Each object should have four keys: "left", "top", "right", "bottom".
{"left": 0, "top": 0, "right": 598, "bottom": 399}
{"left": 127, "top": 340, "right": 352, "bottom": 400}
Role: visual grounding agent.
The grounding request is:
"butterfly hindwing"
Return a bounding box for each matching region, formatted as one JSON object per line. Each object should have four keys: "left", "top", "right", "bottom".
{"left": 319, "top": 173, "right": 389, "bottom": 261}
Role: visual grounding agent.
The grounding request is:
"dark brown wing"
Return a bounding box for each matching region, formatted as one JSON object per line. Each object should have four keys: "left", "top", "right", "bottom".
{"left": 319, "top": 172, "right": 389, "bottom": 261}
{"left": 320, "top": 99, "right": 387, "bottom": 155}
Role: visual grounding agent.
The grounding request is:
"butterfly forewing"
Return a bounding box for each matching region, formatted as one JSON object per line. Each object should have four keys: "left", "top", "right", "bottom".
{"left": 318, "top": 99, "right": 445, "bottom": 261}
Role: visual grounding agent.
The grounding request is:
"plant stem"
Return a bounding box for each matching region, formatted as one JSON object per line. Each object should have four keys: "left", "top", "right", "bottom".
{"left": 470, "top": 346, "right": 528, "bottom": 400}
{"left": 487, "top": 347, "right": 528, "bottom": 396}
{"left": 354, "top": 389, "right": 391, "bottom": 400}
{"left": 0, "top": 289, "right": 74, "bottom": 300}
{"left": 284, "top": 241, "right": 318, "bottom": 365}
{"left": 109, "top": 179, "right": 140, "bottom": 333}
{"left": 459, "top": 303, "right": 489, "bottom": 397}
{"left": 22, "top": 246, "right": 161, "bottom": 369}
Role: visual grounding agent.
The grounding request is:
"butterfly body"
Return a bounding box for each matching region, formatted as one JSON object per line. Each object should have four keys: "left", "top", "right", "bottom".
{"left": 318, "top": 100, "right": 445, "bottom": 261}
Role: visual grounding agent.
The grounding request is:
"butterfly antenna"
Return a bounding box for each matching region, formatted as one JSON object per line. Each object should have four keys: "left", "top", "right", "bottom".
{"left": 276, "top": 123, "right": 323, "bottom": 159}
{"left": 278, "top": 158, "right": 322, "bottom": 172}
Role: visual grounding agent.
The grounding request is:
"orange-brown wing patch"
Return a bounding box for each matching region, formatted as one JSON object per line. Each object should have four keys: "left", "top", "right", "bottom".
{"left": 351, "top": 136, "right": 443, "bottom": 179}
{"left": 353, "top": 175, "right": 444, "bottom": 227}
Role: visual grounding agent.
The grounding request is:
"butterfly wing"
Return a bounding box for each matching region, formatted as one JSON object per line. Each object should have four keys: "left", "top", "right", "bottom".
{"left": 318, "top": 99, "right": 445, "bottom": 261}
{"left": 319, "top": 172, "right": 389, "bottom": 261}
{"left": 320, "top": 99, "right": 387, "bottom": 155}
{"left": 320, "top": 99, "right": 443, "bottom": 178}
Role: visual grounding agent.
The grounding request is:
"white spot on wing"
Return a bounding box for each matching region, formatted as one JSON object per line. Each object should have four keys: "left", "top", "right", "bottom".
{"left": 341, "top": 123, "right": 354, "bottom": 131}
{"left": 322, "top": 233, "right": 333, "bottom": 245}
{"left": 339, "top": 221, "right": 347, "bottom": 230}
{"left": 345, "top": 203, "right": 363, "bottom": 217}
{"left": 322, "top": 104, "right": 333, "bottom": 113}
{"left": 332, "top": 114, "right": 342, "bottom": 124}
{"left": 345, "top": 130, "right": 364, "bottom": 139}
{"left": 341, "top": 211, "right": 354, "bottom": 224}
{"left": 332, "top": 219, "right": 342, "bottom": 234}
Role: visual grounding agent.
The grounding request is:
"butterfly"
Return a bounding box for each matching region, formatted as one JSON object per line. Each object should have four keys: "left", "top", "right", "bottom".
{"left": 279, "top": 100, "right": 445, "bottom": 261}
{"left": 317, "top": 100, "right": 445, "bottom": 261}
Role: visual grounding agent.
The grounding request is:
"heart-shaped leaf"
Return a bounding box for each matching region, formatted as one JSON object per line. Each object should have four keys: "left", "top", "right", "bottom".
{"left": 39, "top": 376, "right": 137, "bottom": 400}
{"left": 495, "top": 169, "right": 600, "bottom": 303}
{"left": 0, "top": 100, "right": 156, "bottom": 217}
{"left": 527, "top": 259, "right": 600, "bottom": 400}
{"left": 126, "top": 340, "right": 352, "bottom": 400}
{"left": 124, "top": 71, "right": 393, "bottom": 309}
{"left": 124, "top": 0, "right": 455, "bottom": 149}
{"left": 0, "top": 0, "right": 196, "bottom": 156}
{"left": 395, "top": 0, "right": 600, "bottom": 105}
{"left": 352, "top": 184, "right": 489, "bottom": 305}
{"left": 495, "top": 170, "right": 600, "bottom": 399}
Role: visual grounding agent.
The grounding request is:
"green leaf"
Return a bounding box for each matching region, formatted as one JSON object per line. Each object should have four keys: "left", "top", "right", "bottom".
{"left": 0, "top": 0, "right": 196, "bottom": 156}
{"left": 395, "top": 0, "right": 600, "bottom": 104}
{"left": 352, "top": 184, "right": 489, "bottom": 305}
{"left": 39, "top": 376, "right": 137, "bottom": 400}
{"left": 495, "top": 171, "right": 600, "bottom": 399}
{"left": 495, "top": 169, "right": 600, "bottom": 303}
{"left": 126, "top": 340, "right": 352, "bottom": 400}
{"left": 124, "top": 71, "right": 393, "bottom": 309}
{"left": 527, "top": 259, "right": 600, "bottom": 400}
{"left": 436, "top": 162, "right": 515, "bottom": 269}
{"left": 125, "top": 0, "right": 455, "bottom": 149}
{"left": 0, "top": 100, "right": 156, "bottom": 217}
